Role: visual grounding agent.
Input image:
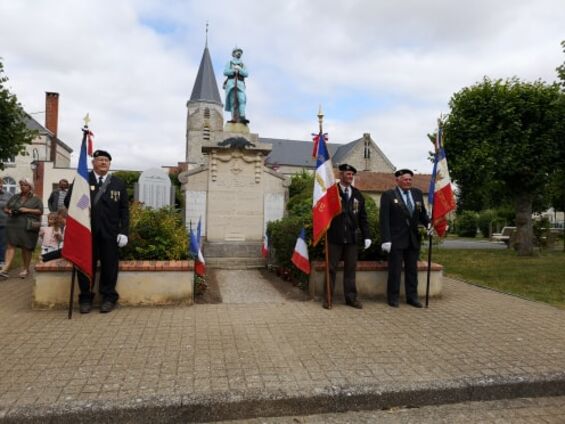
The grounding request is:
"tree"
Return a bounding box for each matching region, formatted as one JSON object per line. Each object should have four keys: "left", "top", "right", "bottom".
{"left": 444, "top": 77, "right": 565, "bottom": 255}
{"left": 0, "top": 59, "right": 36, "bottom": 169}
{"left": 557, "top": 40, "right": 565, "bottom": 89}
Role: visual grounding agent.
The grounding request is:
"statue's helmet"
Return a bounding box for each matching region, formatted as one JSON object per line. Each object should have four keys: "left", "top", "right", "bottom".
{"left": 232, "top": 46, "right": 243, "bottom": 56}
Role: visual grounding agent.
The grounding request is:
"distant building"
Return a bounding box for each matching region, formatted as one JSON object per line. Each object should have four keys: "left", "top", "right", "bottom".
{"left": 0, "top": 92, "right": 75, "bottom": 206}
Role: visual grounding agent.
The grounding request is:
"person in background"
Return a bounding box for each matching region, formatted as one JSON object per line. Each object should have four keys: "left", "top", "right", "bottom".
{"left": 48, "top": 179, "right": 69, "bottom": 212}
{"left": 39, "top": 212, "right": 63, "bottom": 261}
{"left": 1, "top": 178, "right": 43, "bottom": 279}
{"left": 0, "top": 177, "right": 13, "bottom": 269}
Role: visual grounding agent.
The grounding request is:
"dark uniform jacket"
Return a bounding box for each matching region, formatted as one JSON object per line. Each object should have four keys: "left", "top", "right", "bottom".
{"left": 66, "top": 172, "right": 129, "bottom": 239}
{"left": 379, "top": 187, "right": 429, "bottom": 250}
{"left": 327, "top": 185, "right": 370, "bottom": 245}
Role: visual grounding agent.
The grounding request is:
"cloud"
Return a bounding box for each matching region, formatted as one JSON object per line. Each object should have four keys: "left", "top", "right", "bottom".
{"left": 1, "top": 0, "right": 563, "bottom": 173}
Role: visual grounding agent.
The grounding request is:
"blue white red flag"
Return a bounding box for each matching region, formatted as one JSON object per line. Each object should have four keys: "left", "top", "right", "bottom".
{"left": 262, "top": 232, "right": 269, "bottom": 258}
{"left": 428, "top": 125, "right": 456, "bottom": 237}
{"left": 312, "top": 132, "right": 341, "bottom": 246}
{"left": 62, "top": 128, "right": 93, "bottom": 279}
{"left": 189, "top": 218, "right": 206, "bottom": 276}
{"left": 291, "top": 227, "right": 310, "bottom": 274}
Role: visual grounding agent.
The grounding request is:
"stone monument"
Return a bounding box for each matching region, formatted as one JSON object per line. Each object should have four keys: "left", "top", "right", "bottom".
{"left": 180, "top": 44, "right": 288, "bottom": 266}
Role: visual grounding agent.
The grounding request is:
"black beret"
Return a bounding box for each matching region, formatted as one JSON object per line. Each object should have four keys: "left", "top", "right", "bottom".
{"left": 93, "top": 150, "right": 112, "bottom": 161}
{"left": 338, "top": 163, "right": 357, "bottom": 174}
{"left": 394, "top": 168, "right": 414, "bottom": 177}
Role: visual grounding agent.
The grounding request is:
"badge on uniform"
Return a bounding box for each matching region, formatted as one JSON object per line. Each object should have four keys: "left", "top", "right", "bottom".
{"left": 353, "top": 198, "right": 359, "bottom": 213}
{"left": 393, "top": 199, "right": 399, "bottom": 204}
{"left": 90, "top": 185, "right": 96, "bottom": 191}
{"left": 110, "top": 190, "right": 120, "bottom": 201}
{"left": 415, "top": 201, "right": 421, "bottom": 211}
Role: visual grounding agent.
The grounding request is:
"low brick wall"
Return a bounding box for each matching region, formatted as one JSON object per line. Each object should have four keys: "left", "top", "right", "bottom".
{"left": 309, "top": 260, "right": 443, "bottom": 299}
{"left": 33, "top": 259, "right": 194, "bottom": 309}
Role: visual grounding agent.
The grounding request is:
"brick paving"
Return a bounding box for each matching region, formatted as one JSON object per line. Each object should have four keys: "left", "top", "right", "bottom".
{"left": 0, "top": 272, "right": 564, "bottom": 422}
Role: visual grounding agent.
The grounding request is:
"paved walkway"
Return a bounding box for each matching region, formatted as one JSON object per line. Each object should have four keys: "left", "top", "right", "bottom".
{"left": 0, "top": 272, "right": 564, "bottom": 422}
{"left": 215, "top": 270, "right": 286, "bottom": 303}
{"left": 439, "top": 238, "right": 507, "bottom": 250}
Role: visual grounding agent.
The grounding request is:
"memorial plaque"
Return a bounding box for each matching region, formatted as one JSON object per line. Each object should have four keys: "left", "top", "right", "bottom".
{"left": 186, "top": 191, "right": 207, "bottom": 235}
{"left": 138, "top": 168, "right": 172, "bottom": 209}
{"left": 264, "top": 193, "right": 284, "bottom": 232}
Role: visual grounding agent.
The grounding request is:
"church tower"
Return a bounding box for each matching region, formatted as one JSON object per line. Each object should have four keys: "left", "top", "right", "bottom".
{"left": 185, "top": 43, "right": 224, "bottom": 168}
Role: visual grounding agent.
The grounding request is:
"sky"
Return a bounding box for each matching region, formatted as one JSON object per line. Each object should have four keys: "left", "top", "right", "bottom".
{"left": 1, "top": 0, "right": 563, "bottom": 173}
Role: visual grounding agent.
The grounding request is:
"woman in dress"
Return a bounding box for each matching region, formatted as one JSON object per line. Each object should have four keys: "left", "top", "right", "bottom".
{"left": 0, "top": 178, "right": 44, "bottom": 279}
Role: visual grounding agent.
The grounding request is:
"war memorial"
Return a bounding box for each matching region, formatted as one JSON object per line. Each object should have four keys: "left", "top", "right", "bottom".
{"left": 0, "top": 43, "right": 564, "bottom": 423}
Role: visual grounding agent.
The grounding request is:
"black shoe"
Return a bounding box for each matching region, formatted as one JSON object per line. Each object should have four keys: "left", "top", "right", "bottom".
{"left": 79, "top": 303, "right": 92, "bottom": 314}
{"left": 388, "top": 301, "right": 399, "bottom": 308}
{"left": 100, "top": 301, "right": 115, "bottom": 313}
{"left": 322, "top": 302, "right": 332, "bottom": 310}
{"left": 407, "top": 300, "right": 423, "bottom": 308}
{"left": 346, "top": 300, "right": 363, "bottom": 309}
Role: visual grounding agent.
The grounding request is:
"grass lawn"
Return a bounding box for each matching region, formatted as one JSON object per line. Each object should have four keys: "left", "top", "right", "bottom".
{"left": 428, "top": 248, "right": 565, "bottom": 309}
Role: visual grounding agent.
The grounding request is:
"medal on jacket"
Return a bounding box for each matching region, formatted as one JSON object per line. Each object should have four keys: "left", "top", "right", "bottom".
{"left": 110, "top": 190, "right": 120, "bottom": 201}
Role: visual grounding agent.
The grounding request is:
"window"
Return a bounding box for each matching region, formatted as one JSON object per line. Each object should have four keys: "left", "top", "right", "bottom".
{"left": 203, "top": 125, "right": 210, "bottom": 141}
{"left": 204, "top": 108, "right": 210, "bottom": 119}
{"left": 3, "top": 176, "right": 17, "bottom": 194}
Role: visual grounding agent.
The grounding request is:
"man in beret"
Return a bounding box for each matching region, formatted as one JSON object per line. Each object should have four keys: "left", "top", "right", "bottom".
{"left": 324, "top": 163, "right": 371, "bottom": 309}
{"left": 66, "top": 149, "right": 129, "bottom": 313}
{"left": 379, "top": 169, "right": 429, "bottom": 308}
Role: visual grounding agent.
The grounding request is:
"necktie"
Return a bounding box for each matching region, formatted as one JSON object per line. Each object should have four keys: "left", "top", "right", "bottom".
{"left": 344, "top": 187, "right": 349, "bottom": 200}
{"left": 404, "top": 190, "right": 413, "bottom": 213}
{"left": 98, "top": 176, "right": 104, "bottom": 187}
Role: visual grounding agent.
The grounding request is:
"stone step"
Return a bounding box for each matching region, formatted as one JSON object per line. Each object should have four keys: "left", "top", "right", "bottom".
{"left": 206, "top": 257, "right": 266, "bottom": 269}
{"left": 203, "top": 241, "right": 263, "bottom": 258}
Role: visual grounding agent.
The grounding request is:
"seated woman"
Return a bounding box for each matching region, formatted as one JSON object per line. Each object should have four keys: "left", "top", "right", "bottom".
{"left": 0, "top": 178, "right": 44, "bottom": 279}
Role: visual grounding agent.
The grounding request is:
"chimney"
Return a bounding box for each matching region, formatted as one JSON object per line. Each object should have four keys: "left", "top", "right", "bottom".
{"left": 45, "top": 92, "right": 59, "bottom": 163}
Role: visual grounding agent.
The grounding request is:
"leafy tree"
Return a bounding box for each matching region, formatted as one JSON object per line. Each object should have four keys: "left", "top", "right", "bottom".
{"left": 0, "top": 59, "right": 36, "bottom": 169}
{"left": 557, "top": 40, "right": 565, "bottom": 89}
{"left": 444, "top": 77, "right": 565, "bottom": 255}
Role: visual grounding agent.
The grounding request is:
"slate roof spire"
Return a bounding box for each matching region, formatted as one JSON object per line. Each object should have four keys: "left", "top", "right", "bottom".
{"left": 189, "top": 44, "right": 222, "bottom": 106}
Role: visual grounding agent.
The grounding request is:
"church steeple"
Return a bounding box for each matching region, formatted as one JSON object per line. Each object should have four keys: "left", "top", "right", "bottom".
{"left": 185, "top": 39, "right": 224, "bottom": 167}
{"left": 189, "top": 45, "right": 222, "bottom": 106}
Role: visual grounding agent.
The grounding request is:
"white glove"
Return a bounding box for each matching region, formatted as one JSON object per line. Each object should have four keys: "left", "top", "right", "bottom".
{"left": 427, "top": 223, "right": 435, "bottom": 236}
{"left": 364, "top": 239, "right": 372, "bottom": 249}
{"left": 233, "top": 65, "right": 241, "bottom": 71}
{"left": 117, "top": 234, "right": 128, "bottom": 248}
{"left": 381, "top": 242, "right": 392, "bottom": 253}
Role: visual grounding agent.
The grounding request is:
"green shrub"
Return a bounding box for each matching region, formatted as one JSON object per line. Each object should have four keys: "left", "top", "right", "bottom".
{"left": 121, "top": 202, "right": 188, "bottom": 260}
{"left": 454, "top": 210, "right": 479, "bottom": 237}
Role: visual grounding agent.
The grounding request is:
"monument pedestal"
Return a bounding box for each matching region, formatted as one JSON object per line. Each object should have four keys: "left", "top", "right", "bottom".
{"left": 224, "top": 122, "right": 250, "bottom": 134}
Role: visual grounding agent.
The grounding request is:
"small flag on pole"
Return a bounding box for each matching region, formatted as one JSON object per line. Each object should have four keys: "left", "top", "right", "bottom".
{"left": 428, "top": 124, "right": 456, "bottom": 237}
{"left": 262, "top": 232, "right": 269, "bottom": 258}
{"left": 291, "top": 227, "right": 311, "bottom": 275}
{"left": 312, "top": 132, "right": 341, "bottom": 246}
{"left": 62, "top": 127, "right": 93, "bottom": 279}
{"left": 189, "top": 218, "right": 206, "bottom": 276}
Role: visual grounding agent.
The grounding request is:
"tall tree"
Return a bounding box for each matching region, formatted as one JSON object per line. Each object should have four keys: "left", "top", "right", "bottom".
{"left": 0, "top": 59, "right": 36, "bottom": 169}
{"left": 444, "top": 77, "right": 565, "bottom": 255}
{"left": 557, "top": 40, "right": 565, "bottom": 88}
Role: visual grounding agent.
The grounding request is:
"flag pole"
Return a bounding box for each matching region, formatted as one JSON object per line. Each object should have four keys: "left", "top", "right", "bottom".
{"left": 68, "top": 267, "right": 76, "bottom": 319}
{"left": 425, "top": 118, "right": 442, "bottom": 308}
{"left": 317, "top": 106, "right": 332, "bottom": 308}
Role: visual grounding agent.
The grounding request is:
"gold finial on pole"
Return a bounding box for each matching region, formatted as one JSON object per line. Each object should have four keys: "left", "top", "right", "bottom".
{"left": 317, "top": 104, "right": 324, "bottom": 133}
{"left": 83, "top": 113, "right": 91, "bottom": 128}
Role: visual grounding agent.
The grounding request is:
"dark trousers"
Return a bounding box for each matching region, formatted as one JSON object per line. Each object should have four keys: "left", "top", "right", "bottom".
{"left": 326, "top": 242, "right": 358, "bottom": 303}
{"left": 387, "top": 247, "right": 420, "bottom": 303}
{"left": 78, "top": 234, "right": 120, "bottom": 304}
{"left": 0, "top": 226, "right": 6, "bottom": 262}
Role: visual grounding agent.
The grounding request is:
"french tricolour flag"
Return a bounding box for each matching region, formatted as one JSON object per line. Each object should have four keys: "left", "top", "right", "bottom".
{"left": 312, "top": 132, "right": 341, "bottom": 246}
{"left": 62, "top": 128, "right": 93, "bottom": 279}
{"left": 190, "top": 218, "right": 206, "bottom": 276}
{"left": 428, "top": 125, "right": 456, "bottom": 237}
{"left": 291, "top": 227, "right": 310, "bottom": 274}
{"left": 262, "top": 232, "right": 269, "bottom": 258}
